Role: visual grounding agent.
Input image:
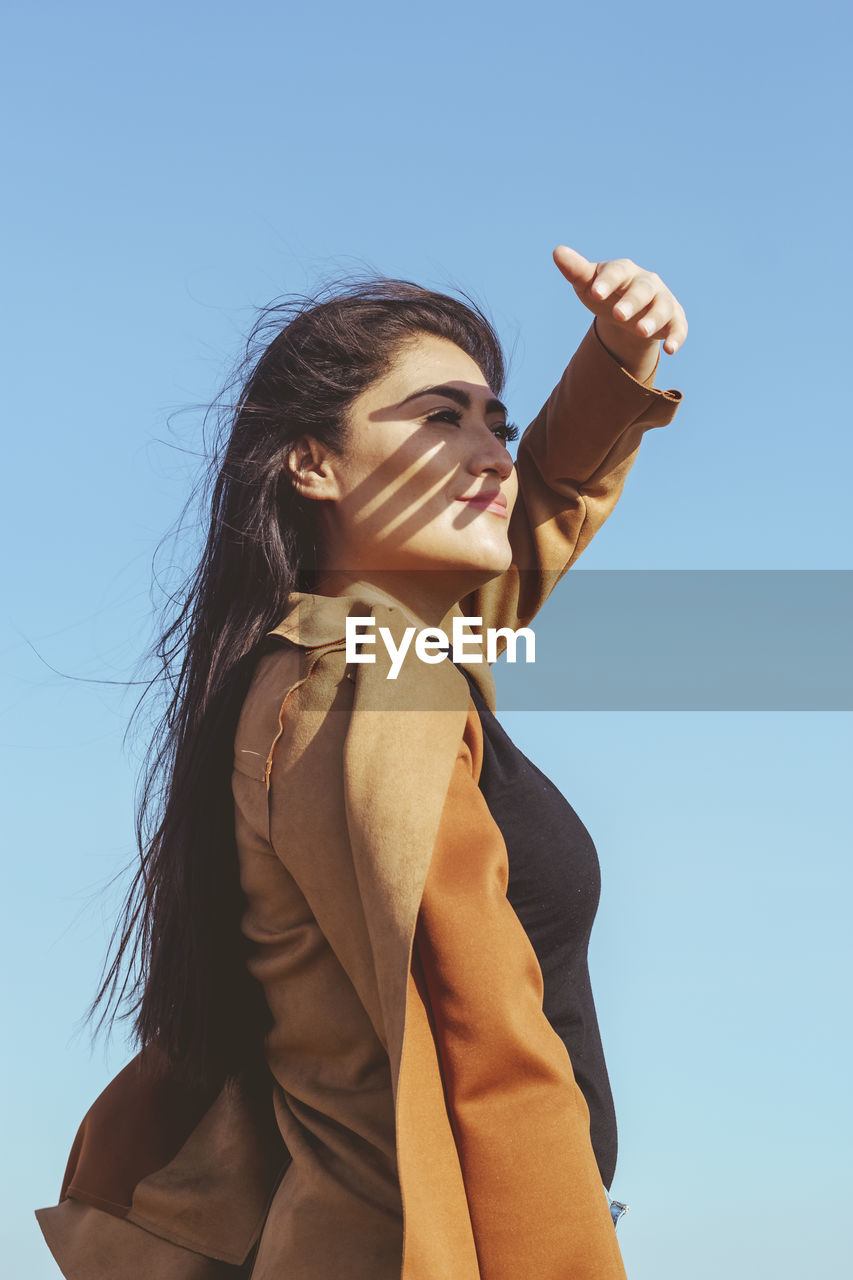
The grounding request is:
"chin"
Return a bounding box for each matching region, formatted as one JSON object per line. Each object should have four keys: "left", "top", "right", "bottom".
{"left": 398, "top": 539, "right": 512, "bottom": 586}
{"left": 474, "top": 540, "right": 513, "bottom": 575}
{"left": 455, "top": 531, "right": 512, "bottom": 570}
{"left": 454, "top": 547, "right": 513, "bottom": 583}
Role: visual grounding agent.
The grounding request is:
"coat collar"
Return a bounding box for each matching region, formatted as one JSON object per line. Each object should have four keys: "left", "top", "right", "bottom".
{"left": 267, "top": 587, "right": 498, "bottom": 712}
{"left": 268, "top": 586, "right": 415, "bottom": 647}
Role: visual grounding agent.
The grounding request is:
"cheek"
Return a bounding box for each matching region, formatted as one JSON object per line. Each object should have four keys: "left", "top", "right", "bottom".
{"left": 506, "top": 472, "right": 520, "bottom": 516}
{"left": 349, "top": 435, "right": 439, "bottom": 498}
{"left": 338, "top": 449, "right": 396, "bottom": 505}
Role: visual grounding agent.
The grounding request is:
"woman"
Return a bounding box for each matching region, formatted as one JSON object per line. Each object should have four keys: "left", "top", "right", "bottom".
{"left": 35, "top": 245, "right": 685, "bottom": 1279}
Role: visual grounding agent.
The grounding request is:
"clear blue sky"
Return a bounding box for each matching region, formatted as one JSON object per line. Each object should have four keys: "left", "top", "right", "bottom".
{"left": 3, "top": 2, "right": 851, "bottom": 1275}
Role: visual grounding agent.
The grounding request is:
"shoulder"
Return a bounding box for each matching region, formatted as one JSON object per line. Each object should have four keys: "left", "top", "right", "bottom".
{"left": 236, "top": 634, "right": 484, "bottom": 797}
{"left": 234, "top": 640, "right": 352, "bottom": 786}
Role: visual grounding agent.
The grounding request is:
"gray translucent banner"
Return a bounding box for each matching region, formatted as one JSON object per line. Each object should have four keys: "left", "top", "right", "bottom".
{"left": 490, "top": 570, "right": 852, "bottom": 710}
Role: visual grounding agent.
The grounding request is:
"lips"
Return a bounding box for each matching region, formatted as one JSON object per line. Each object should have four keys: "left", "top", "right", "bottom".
{"left": 459, "top": 492, "right": 508, "bottom": 517}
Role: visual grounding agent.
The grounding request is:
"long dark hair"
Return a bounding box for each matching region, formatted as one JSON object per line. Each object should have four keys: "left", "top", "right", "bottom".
{"left": 84, "top": 272, "right": 508, "bottom": 1094}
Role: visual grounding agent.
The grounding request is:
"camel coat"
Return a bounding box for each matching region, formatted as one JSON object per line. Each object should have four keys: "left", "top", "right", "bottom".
{"left": 34, "top": 322, "right": 681, "bottom": 1279}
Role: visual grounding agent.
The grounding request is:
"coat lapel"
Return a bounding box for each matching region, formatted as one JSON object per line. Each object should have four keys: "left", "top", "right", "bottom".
{"left": 335, "top": 595, "right": 473, "bottom": 1101}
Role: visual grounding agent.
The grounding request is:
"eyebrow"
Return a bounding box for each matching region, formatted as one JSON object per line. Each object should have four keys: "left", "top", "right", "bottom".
{"left": 396, "top": 384, "right": 508, "bottom": 416}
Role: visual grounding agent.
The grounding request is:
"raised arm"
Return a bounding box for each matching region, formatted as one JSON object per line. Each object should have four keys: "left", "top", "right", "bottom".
{"left": 457, "top": 248, "right": 685, "bottom": 642}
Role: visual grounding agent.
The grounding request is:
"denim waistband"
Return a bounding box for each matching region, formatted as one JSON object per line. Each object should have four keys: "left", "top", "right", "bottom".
{"left": 603, "top": 1183, "right": 629, "bottom": 1231}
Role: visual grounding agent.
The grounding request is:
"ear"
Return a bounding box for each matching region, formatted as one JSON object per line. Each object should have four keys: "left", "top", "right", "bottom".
{"left": 284, "top": 435, "right": 341, "bottom": 502}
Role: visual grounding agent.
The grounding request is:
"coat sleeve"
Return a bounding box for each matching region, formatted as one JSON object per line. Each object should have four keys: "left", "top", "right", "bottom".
{"left": 458, "top": 318, "right": 683, "bottom": 641}
{"left": 412, "top": 711, "right": 628, "bottom": 1280}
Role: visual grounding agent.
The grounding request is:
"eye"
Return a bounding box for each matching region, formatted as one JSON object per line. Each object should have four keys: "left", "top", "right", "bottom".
{"left": 425, "top": 408, "right": 463, "bottom": 426}
{"left": 425, "top": 408, "right": 520, "bottom": 444}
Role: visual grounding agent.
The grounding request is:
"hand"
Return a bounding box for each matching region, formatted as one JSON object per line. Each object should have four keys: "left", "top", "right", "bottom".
{"left": 552, "top": 246, "right": 687, "bottom": 379}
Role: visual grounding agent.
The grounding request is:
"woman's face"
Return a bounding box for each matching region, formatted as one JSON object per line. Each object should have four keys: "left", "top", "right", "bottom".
{"left": 293, "top": 332, "right": 519, "bottom": 614}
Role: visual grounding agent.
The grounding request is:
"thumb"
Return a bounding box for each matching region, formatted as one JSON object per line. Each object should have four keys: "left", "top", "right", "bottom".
{"left": 552, "top": 245, "right": 597, "bottom": 288}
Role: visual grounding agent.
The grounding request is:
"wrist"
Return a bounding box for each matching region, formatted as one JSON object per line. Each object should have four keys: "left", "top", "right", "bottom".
{"left": 593, "top": 316, "right": 660, "bottom": 384}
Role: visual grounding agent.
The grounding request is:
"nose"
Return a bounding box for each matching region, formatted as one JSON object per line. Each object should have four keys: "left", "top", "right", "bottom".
{"left": 467, "top": 432, "right": 514, "bottom": 483}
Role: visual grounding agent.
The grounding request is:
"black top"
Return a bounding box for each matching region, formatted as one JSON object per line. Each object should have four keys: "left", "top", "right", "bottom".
{"left": 457, "top": 665, "right": 618, "bottom": 1190}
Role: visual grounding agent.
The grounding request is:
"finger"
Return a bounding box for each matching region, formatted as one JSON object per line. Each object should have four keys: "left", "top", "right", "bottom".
{"left": 590, "top": 258, "right": 636, "bottom": 301}
{"left": 633, "top": 298, "right": 676, "bottom": 339}
{"left": 610, "top": 276, "right": 657, "bottom": 321}
{"left": 552, "top": 245, "right": 598, "bottom": 288}
{"left": 662, "top": 308, "right": 688, "bottom": 354}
